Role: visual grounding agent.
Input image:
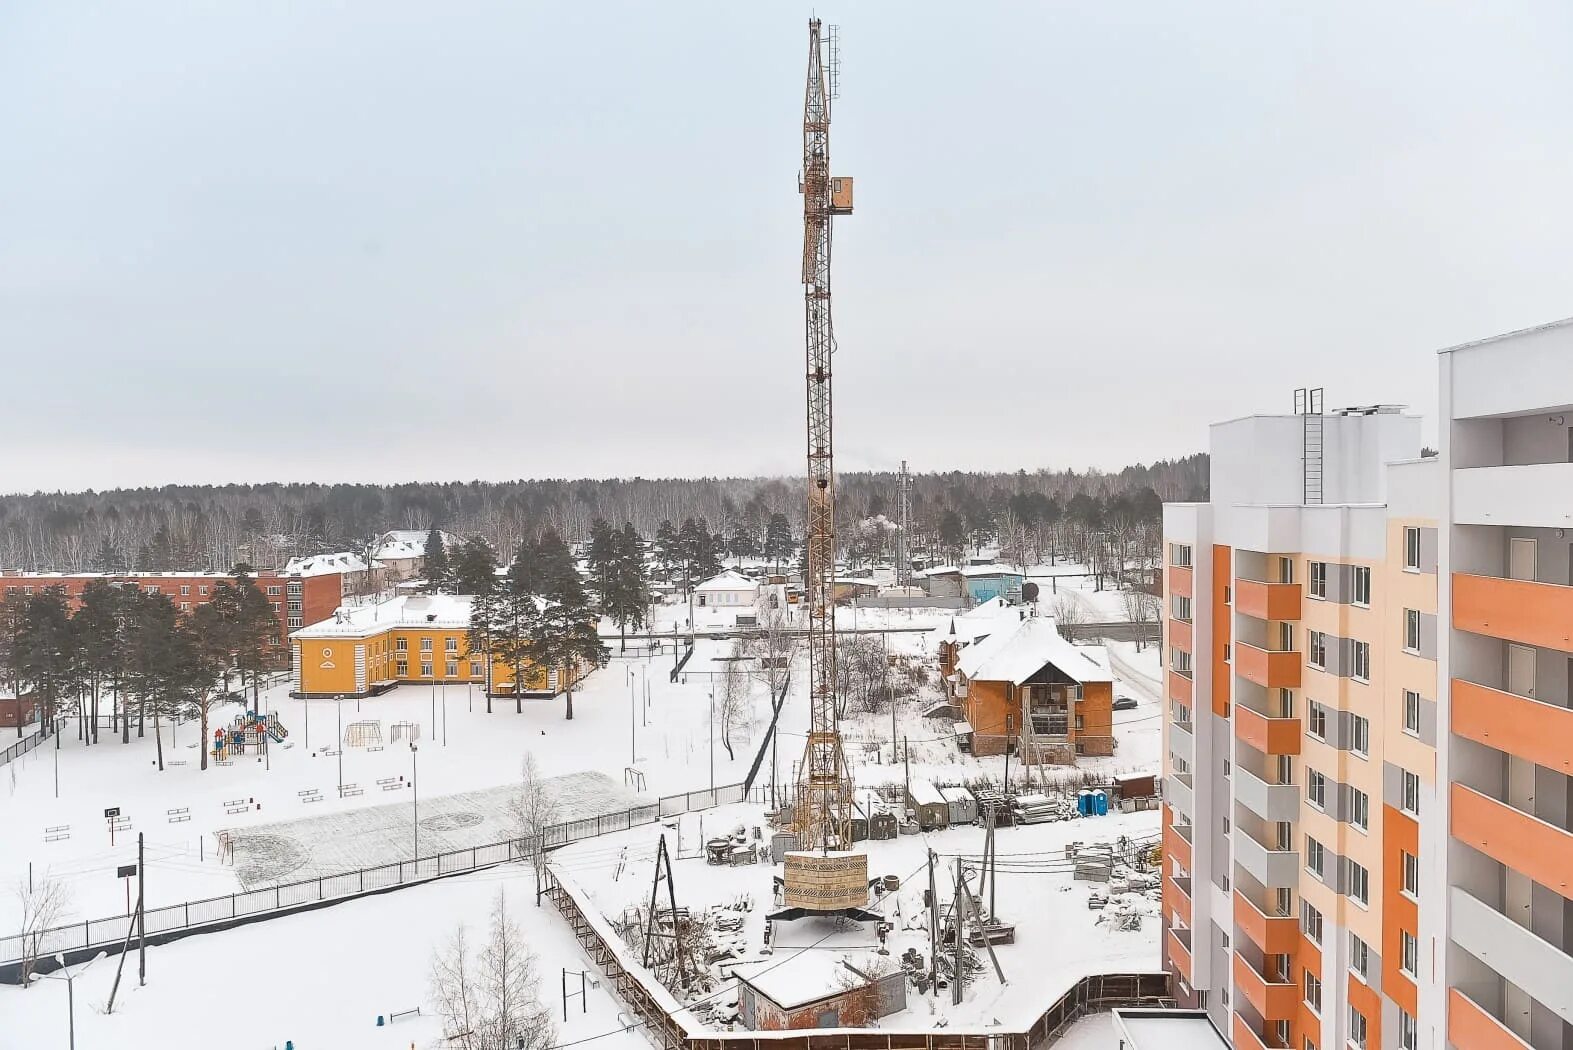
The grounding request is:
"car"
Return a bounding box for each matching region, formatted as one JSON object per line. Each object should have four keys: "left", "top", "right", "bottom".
{"left": 1113, "top": 696, "right": 1139, "bottom": 712}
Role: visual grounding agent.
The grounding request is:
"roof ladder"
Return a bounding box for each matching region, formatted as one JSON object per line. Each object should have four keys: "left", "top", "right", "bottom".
{"left": 1295, "top": 387, "right": 1325, "bottom": 505}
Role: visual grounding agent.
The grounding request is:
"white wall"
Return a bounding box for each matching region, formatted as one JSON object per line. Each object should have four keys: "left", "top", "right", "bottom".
{"left": 1446, "top": 319, "right": 1573, "bottom": 419}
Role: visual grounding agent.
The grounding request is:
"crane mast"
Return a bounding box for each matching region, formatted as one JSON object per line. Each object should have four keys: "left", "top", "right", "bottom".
{"left": 795, "top": 18, "right": 854, "bottom": 854}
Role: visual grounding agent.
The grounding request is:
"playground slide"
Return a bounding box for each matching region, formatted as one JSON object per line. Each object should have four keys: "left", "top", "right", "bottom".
{"left": 267, "top": 722, "right": 287, "bottom": 742}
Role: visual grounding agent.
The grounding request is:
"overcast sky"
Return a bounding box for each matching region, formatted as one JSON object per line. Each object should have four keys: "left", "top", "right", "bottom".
{"left": 4, "top": 3, "right": 1572, "bottom": 493}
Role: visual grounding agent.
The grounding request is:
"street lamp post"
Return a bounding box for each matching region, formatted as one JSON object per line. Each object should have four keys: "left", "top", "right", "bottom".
{"left": 29, "top": 951, "right": 106, "bottom": 1050}
{"left": 410, "top": 743, "right": 420, "bottom": 860}
{"left": 336, "top": 696, "right": 343, "bottom": 797}
{"left": 708, "top": 689, "right": 715, "bottom": 792}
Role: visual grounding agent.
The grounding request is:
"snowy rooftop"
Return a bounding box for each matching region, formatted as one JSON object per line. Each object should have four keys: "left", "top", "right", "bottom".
{"left": 283, "top": 551, "right": 369, "bottom": 577}
{"left": 733, "top": 925, "right": 888, "bottom": 1010}
{"left": 956, "top": 617, "right": 1113, "bottom": 685}
{"left": 694, "top": 569, "right": 759, "bottom": 593}
{"left": 1115, "top": 1009, "right": 1229, "bottom": 1050}
{"left": 290, "top": 593, "right": 535, "bottom": 638}
{"left": 959, "top": 564, "right": 1025, "bottom": 578}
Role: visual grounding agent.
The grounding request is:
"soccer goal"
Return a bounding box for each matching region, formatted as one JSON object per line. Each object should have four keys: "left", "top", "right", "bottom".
{"left": 344, "top": 720, "right": 384, "bottom": 749}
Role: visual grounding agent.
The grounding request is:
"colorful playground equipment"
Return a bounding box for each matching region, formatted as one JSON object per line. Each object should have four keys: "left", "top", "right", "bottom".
{"left": 212, "top": 710, "right": 288, "bottom": 762}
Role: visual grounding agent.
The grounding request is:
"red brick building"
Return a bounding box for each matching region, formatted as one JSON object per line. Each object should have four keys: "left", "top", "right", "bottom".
{"left": 0, "top": 692, "right": 38, "bottom": 729}
{"left": 0, "top": 567, "right": 348, "bottom": 646}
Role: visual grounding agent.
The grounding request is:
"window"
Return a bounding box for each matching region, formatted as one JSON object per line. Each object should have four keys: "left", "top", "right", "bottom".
{"left": 1304, "top": 970, "right": 1322, "bottom": 1012}
{"left": 1306, "top": 1040, "right": 1318, "bottom": 1050}
{"left": 470, "top": 659, "right": 484, "bottom": 676}
{"left": 1404, "top": 609, "right": 1421, "bottom": 653}
{"left": 1309, "top": 631, "right": 1328, "bottom": 669}
{"left": 396, "top": 660, "right": 408, "bottom": 677}
{"left": 1398, "top": 1009, "right": 1417, "bottom": 1050}
{"left": 1402, "top": 770, "right": 1421, "bottom": 814}
{"left": 1308, "top": 701, "right": 1327, "bottom": 740}
{"left": 1309, "top": 561, "right": 1327, "bottom": 599}
{"left": 1402, "top": 851, "right": 1419, "bottom": 897}
{"left": 1350, "top": 933, "right": 1370, "bottom": 979}
{"left": 1170, "top": 543, "right": 1193, "bottom": 568}
{"left": 1404, "top": 526, "right": 1422, "bottom": 571}
{"left": 1170, "top": 700, "right": 1191, "bottom": 726}
{"left": 180, "top": 601, "right": 191, "bottom": 611}
{"left": 199, "top": 585, "right": 209, "bottom": 595}
{"left": 180, "top": 585, "right": 190, "bottom": 596}
{"left": 446, "top": 660, "right": 458, "bottom": 677}
{"left": 287, "top": 581, "right": 302, "bottom": 596}
{"left": 1348, "top": 861, "right": 1370, "bottom": 906}
{"left": 1278, "top": 557, "right": 1295, "bottom": 584}
{"left": 145, "top": 585, "right": 159, "bottom": 594}
{"left": 1306, "top": 836, "right": 1325, "bottom": 877}
{"left": 1307, "top": 769, "right": 1327, "bottom": 809}
{"left": 1171, "top": 594, "right": 1192, "bottom": 622}
{"left": 1350, "top": 788, "right": 1369, "bottom": 831}
{"left": 1170, "top": 648, "right": 1192, "bottom": 675}
{"left": 1223, "top": 643, "right": 1231, "bottom": 663}
{"left": 1278, "top": 621, "right": 1295, "bottom": 651}
{"left": 1403, "top": 690, "right": 1422, "bottom": 736}
{"left": 1352, "top": 641, "right": 1371, "bottom": 683}
{"left": 287, "top": 600, "right": 302, "bottom": 613}
{"left": 1276, "top": 688, "right": 1295, "bottom": 718}
{"left": 1303, "top": 902, "right": 1323, "bottom": 944}
{"left": 420, "top": 638, "right": 433, "bottom": 652}
{"left": 1400, "top": 931, "right": 1418, "bottom": 976}
{"left": 445, "top": 637, "right": 458, "bottom": 653}
{"left": 1349, "top": 1005, "right": 1368, "bottom": 1050}
{"left": 420, "top": 661, "right": 433, "bottom": 677}
{"left": 288, "top": 616, "right": 302, "bottom": 629}
{"left": 1352, "top": 566, "right": 1371, "bottom": 606}
{"left": 396, "top": 637, "right": 408, "bottom": 652}
{"left": 267, "top": 585, "right": 282, "bottom": 595}
{"left": 1351, "top": 715, "right": 1370, "bottom": 757}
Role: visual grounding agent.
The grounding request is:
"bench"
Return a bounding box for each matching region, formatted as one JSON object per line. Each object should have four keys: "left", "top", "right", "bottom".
{"left": 298, "top": 789, "right": 323, "bottom": 804}
{"left": 167, "top": 808, "right": 191, "bottom": 824}
{"left": 44, "top": 825, "right": 70, "bottom": 843}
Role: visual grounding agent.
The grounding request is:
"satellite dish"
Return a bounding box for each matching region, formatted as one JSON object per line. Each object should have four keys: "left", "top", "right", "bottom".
{"left": 1022, "top": 581, "right": 1040, "bottom": 602}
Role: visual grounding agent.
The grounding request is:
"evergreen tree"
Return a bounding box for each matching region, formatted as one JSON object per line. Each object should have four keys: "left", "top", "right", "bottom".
{"left": 653, "top": 520, "right": 678, "bottom": 582}
{"left": 602, "top": 523, "right": 649, "bottom": 653}
{"left": 584, "top": 519, "right": 617, "bottom": 605}
{"left": 14, "top": 588, "right": 80, "bottom": 740}
{"left": 93, "top": 536, "right": 124, "bottom": 574}
{"left": 675, "top": 518, "right": 707, "bottom": 594}
{"left": 123, "top": 593, "right": 195, "bottom": 771}
{"left": 524, "top": 567, "right": 605, "bottom": 721}
{"left": 451, "top": 536, "right": 499, "bottom": 596}
{"left": 727, "top": 522, "right": 758, "bottom": 565}
{"left": 938, "top": 510, "right": 967, "bottom": 566}
{"left": 0, "top": 591, "right": 27, "bottom": 737}
{"left": 763, "top": 513, "right": 793, "bottom": 572}
{"left": 532, "top": 528, "right": 583, "bottom": 606}
{"left": 223, "top": 565, "right": 280, "bottom": 712}
{"left": 506, "top": 535, "right": 543, "bottom": 596}
{"left": 423, "top": 528, "right": 452, "bottom": 593}
{"left": 74, "top": 580, "right": 128, "bottom": 745}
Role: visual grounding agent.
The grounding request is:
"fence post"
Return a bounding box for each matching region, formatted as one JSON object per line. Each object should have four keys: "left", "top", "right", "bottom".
{"left": 185, "top": 903, "right": 190, "bottom": 928}
{"left": 230, "top": 894, "right": 236, "bottom": 919}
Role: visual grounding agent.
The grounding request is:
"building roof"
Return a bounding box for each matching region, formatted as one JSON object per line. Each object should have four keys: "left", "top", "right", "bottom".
{"left": 372, "top": 530, "right": 456, "bottom": 561}
{"left": 283, "top": 552, "right": 369, "bottom": 577}
{"left": 733, "top": 936, "right": 889, "bottom": 1011}
{"left": 959, "top": 564, "right": 1025, "bottom": 579}
{"left": 693, "top": 569, "right": 759, "bottom": 593}
{"left": 290, "top": 592, "right": 546, "bottom": 639}
{"left": 1113, "top": 1010, "right": 1228, "bottom": 1050}
{"left": 956, "top": 616, "right": 1113, "bottom": 685}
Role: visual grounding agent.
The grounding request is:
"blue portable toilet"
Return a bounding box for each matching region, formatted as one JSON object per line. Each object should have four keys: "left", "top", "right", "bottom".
{"left": 1076, "top": 789, "right": 1092, "bottom": 816}
{"left": 1092, "top": 790, "right": 1109, "bottom": 816}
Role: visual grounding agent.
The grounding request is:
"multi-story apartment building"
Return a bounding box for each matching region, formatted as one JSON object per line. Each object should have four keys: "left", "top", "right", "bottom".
{"left": 1162, "top": 317, "right": 1573, "bottom": 1050}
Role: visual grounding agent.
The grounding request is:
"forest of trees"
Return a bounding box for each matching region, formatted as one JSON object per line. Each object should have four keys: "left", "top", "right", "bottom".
{"left": 0, "top": 456, "right": 1206, "bottom": 574}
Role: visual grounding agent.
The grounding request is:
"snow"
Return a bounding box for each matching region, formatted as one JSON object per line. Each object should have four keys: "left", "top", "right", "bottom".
{"left": 0, "top": 866, "right": 647, "bottom": 1050}
{"left": 1051, "top": 1011, "right": 1117, "bottom": 1049}
{"left": 1118, "top": 1011, "right": 1229, "bottom": 1050}
{"left": 549, "top": 800, "right": 1162, "bottom": 1032}
{"left": 283, "top": 551, "right": 369, "bottom": 577}
{"left": 693, "top": 570, "right": 758, "bottom": 594}
{"left": 956, "top": 617, "right": 1114, "bottom": 685}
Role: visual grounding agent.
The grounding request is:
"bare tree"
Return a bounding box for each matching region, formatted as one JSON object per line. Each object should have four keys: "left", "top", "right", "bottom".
{"left": 507, "top": 754, "right": 559, "bottom": 873}
{"left": 15, "top": 875, "right": 72, "bottom": 987}
{"left": 430, "top": 889, "right": 554, "bottom": 1050}
{"left": 716, "top": 651, "right": 751, "bottom": 761}
{"left": 1121, "top": 589, "right": 1159, "bottom": 652}
{"left": 835, "top": 634, "right": 888, "bottom": 716}
{"left": 740, "top": 603, "right": 793, "bottom": 702}
{"left": 1051, "top": 593, "right": 1088, "bottom": 642}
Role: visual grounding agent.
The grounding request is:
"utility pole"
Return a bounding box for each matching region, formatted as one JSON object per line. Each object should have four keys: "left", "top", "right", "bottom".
{"left": 411, "top": 743, "right": 420, "bottom": 859}
{"left": 926, "top": 849, "right": 939, "bottom": 997}
{"left": 336, "top": 697, "right": 343, "bottom": 797}
{"left": 896, "top": 460, "right": 913, "bottom": 591}
{"left": 951, "top": 857, "right": 964, "bottom": 1005}
{"left": 136, "top": 833, "right": 145, "bottom": 986}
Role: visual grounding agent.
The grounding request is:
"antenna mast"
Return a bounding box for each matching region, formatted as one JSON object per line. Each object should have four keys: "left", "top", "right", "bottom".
{"left": 795, "top": 18, "right": 855, "bottom": 854}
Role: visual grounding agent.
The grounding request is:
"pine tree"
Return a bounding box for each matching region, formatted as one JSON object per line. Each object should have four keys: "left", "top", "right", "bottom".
{"left": 763, "top": 513, "right": 793, "bottom": 572}
{"left": 14, "top": 588, "right": 80, "bottom": 740}
{"left": 93, "top": 536, "right": 123, "bottom": 574}
{"left": 939, "top": 510, "right": 967, "bottom": 566}
{"left": 653, "top": 520, "right": 678, "bottom": 582}
{"left": 602, "top": 523, "right": 649, "bottom": 653}
{"left": 531, "top": 528, "right": 582, "bottom": 606}
{"left": 727, "top": 522, "right": 758, "bottom": 565}
{"left": 451, "top": 537, "right": 499, "bottom": 596}
{"left": 423, "top": 528, "right": 452, "bottom": 593}
{"left": 0, "top": 591, "right": 27, "bottom": 737}
{"left": 524, "top": 568, "right": 605, "bottom": 721}
{"left": 74, "top": 581, "right": 128, "bottom": 745}
{"left": 584, "top": 519, "right": 617, "bottom": 605}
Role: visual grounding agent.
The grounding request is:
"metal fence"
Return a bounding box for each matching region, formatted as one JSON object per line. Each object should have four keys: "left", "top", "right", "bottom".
{"left": 0, "top": 728, "right": 43, "bottom": 769}
{"left": 1, "top": 779, "right": 754, "bottom": 979}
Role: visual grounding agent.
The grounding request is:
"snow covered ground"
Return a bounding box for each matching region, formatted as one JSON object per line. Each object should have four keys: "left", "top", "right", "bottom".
{"left": 0, "top": 865, "right": 648, "bottom": 1050}
{"left": 551, "top": 800, "right": 1162, "bottom": 1032}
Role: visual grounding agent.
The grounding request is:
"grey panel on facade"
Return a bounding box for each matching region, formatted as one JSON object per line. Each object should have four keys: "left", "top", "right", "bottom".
{"left": 1420, "top": 613, "right": 1439, "bottom": 661}
{"left": 1327, "top": 564, "right": 1353, "bottom": 604}
{"left": 1383, "top": 761, "right": 1406, "bottom": 810}
{"left": 1331, "top": 781, "right": 1353, "bottom": 823}
{"left": 1330, "top": 707, "right": 1355, "bottom": 751}
{"left": 1419, "top": 698, "right": 1438, "bottom": 747}
{"left": 1420, "top": 528, "right": 1439, "bottom": 574}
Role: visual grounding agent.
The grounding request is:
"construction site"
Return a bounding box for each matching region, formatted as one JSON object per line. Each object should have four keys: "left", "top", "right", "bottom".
{"left": 533, "top": 20, "right": 1172, "bottom": 1044}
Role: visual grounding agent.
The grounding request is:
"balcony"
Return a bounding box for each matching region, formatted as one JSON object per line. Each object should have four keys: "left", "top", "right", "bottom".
{"left": 1164, "top": 816, "right": 1193, "bottom": 872}
{"left": 1452, "top": 678, "right": 1573, "bottom": 775}
{"left": 1234, "top": 768, "right": 1300, "bottom": 823}
{"left": 1166, "top": 772, "right": 1194, "bottom": 820}
{"left": 1452, "top": 784, "right": 1573, "bottom": 901}
{"left": 1233, "top": 952, "right": 1298, "bottom": 1020}
{"left": 1169, "top": 617, "right": 1193, "bottom": 652}
{"left": 1447, "top": 988, "right": 1532, "bottom": 1050}
{"left": 1168, "top": 669, "right": 1194, "bottom": 705}
{"left": 1453, "top": 573, "right": 1573, "bottom": 652}
{"left": 1169, "top": 718, "right": 1194, "bottom": 761}
{"left": 1167, "top": 926, "right": 1193, "bottom": 979}
{"left": 1235, "top": 891, "right": 1299, "bottom": 955}
{"left": 1236, "top": 828, "right": 1300, "bottom": 888}
{"left": 1450, "top": 886, "right": 1573, "bottom": 1024}
{"left": 1235, "top": 705, "right": 1302, "bottom": 756}
{"left": 1235, "top": 579, "right": 1302, "bottom": 622}
{"left": 1453, "top": 462, "right": 1573, "bottom": 530}
{"left": 1167, "top": 875, "right": 1192, "bottom": 911}
{"left": 1168, "top": 564, "right": 1193, "bottom": 599}
{"left": 1236, "top": 642, "right": 1302, "bottom": 690}
{"left": 1231, "top": 1012, "right": 1272, "bottom": 1050}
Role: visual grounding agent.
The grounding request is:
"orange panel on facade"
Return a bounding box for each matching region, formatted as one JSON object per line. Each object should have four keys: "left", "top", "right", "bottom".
{"left": 1169, "top": 617, "right": 1193, "bottom": 652}
{"left": 1452, "top": 678, "right": 1573, "bottom": 776}
{"left": 1235, "top": 890, "right": 1299, "bottom": 955}
{"left": 1213, "top": 546, "right": 1232, "bottom": 717}
{"left": 1452, "top": 783, "right": 1573, "bottom": 901}
{"left": 1449, "top": 988, "right": 1533, "bottom": 1050}
{"left": 1235, "top": 642, "right": 1302, "bottom": 689}
{"left": 1167, "top": 928, "right": 1193, "bottom": 982}
{"left": 1383, "top": 806, "right": 1420, "bottom": 1018}
{"left": 1168, "top": 565, "right": 1193, "bottom": 599}
{"left": 1347, "top": 976, "right": 1382, "bottom": 1049}
{"left": 1232, "top": 1012, "right": 1270, "bottom": 1050}
{"left": 1234, "top": 953, "right": 1298, "bottom": 1021}
{"left": 1235, "top": 579, "right": 1303, "bottom": 622}
{"left": 1235, "top": 705, "right": 1302, "bottom": 756}
{"left": 1454, "top": 572, "right": 1573, "bottom": 652}
{"left": 1163, "top": 813, "right": 1193, "bottom": 872}
{"left": 1169, "top": 671, "right": 1194, "bottom": 706}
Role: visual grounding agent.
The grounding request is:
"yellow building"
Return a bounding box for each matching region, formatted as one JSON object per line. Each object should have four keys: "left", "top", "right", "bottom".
{"left": 290, "top": 594, "right": 563, "bottom": 699}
